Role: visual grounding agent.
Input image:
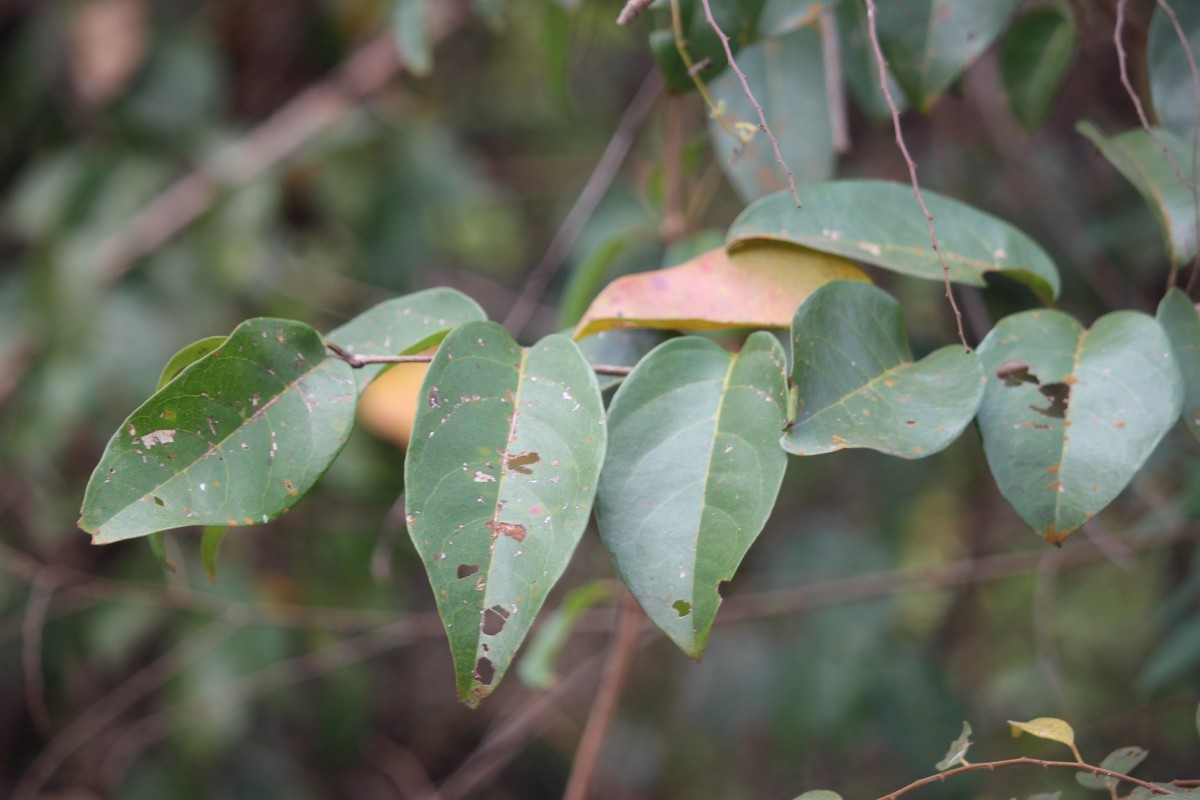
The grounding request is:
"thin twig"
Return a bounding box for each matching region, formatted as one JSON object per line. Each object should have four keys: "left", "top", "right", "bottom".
{"left": 616, "top": 0, "right": 654, "bottom": 26}
{"left": 669, "top": 0, "right": 739, "bottom": 139}
{"left": 12, "top": 612, "right": 245, "bottom": 800}
{"left": 326, "top": 345, "right": 635, "bottom": 376}
{"left": 698, "top": 0, "right": 802, "bottom": 207}
{"left": 501, "top": 70, "right": 662, "bottom": 337}
{"left": 863, "top": 0, "right": 968, "bottom": 349}
{"left": 562, "top": 592, "right": 642, "bottom": 800}
{"left": 1115, "top": 0, "right": 1200, "bottom": 293}
{"left": 875, "top": 757, "right": 1174, "bottom": 800}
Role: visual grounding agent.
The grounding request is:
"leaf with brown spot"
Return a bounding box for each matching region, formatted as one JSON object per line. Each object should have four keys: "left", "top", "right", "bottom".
{"left": 573, "top": 241, "right": 870, "bottom": 340}
{"left": 978, "top": 310, "right": 1181, "bottom": 543}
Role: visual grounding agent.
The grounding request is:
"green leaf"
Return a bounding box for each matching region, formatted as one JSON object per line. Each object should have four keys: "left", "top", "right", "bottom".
{"left": 1148, "top": 0, "right": 1200, "bottom": 140}
{"left": 1078, "top": 122, "right": 1199, "bottom": 269}
{"left": 404, "top": 321, "right": 607, "bottom": 707}
{"left": 977, "top": 310, "right": 1182, "bottom": 544}
{"left": 708, "top": 24, "right": 834, "bottom": 202}
{"left": 201, "top": 525, "right": 230, "bottom": 583}
{"left": 80, "top": 319, "right": 356, "bottom": 544}
{"left": 1157, "top": 289, "right": 1200, "bottom": 442}
{"left": 837, "top": 0, "right": 907, "bottom": 120}
{"left": 517, "top": 579, "right": 612, "bottom": 690}
{"left": 147, "top": 531, "right": 176, "bottom": 572}
{"left": 999, "top": 4, "right": 1077, "bottom": 130}
{"left": 1076, "top": 746, "right": 1149, "bottom": 790}
{"left": 728, "top": 180, "right": 1060, "bottom": 302}
{"left": 595, "top": 333, "right": 788, "bottom": 659}
{"left": 649, "top": 0, "right": 766, "bottom": 93}
{"left": 757, "top": 0, "right": 832, "bottom": 37}
{"left": 157, "top": 336, "right": 227, "bottom": 390}
{"left": 874, "top": 0, "right": 1019, "bottom": 111}
{"left": 783, "top": 282, "right": 983, "bottom": 459}
{"left": 936, "top": 721, "right": 973, "bottom": 771}
{"left": 393, "top": 0, "right": 433, "bottom": 76}
{"left": 326, "top": 288, "right": 486, "bottom": 395}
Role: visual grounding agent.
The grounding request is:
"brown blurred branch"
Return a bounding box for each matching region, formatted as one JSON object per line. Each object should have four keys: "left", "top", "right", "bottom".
{"left": 876, "top": 758, "right": 1173, "bottom": 800}
{"left": 97, "top": 2, "right": 470, "bottom": 283}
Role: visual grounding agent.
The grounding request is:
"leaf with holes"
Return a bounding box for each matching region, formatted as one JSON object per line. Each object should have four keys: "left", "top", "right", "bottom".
{"left": 404, "top": 321, "right": 606, "bottom": 707}
{"left": 595, "top": 333, "right": 787, "bottom": 659}
{"left": 708, "top": 25, "right": 834, "bottom": 202}
{"left": 728, "top": 181, "right": 1060, "bottom": 302}
{"left": 1149, "top": 0, "right": 1200, "bottom": 140}
{"left": 80, "top": 318, "right": 357, "bottom": 544}
{"left": 574, "top": 242, "right": 870, "bottom": 339}
{"left": 1000, "top": 3, "right": 1077, "bottom": 130}
{"left": 1158, "top": 289, "right": 1200, "bottom": 443}
{"left": 1078, "top": 122, "right": 1199, "bottom": 269}
{"left": 783, "top": 281, "right": 983, "bottom": 459}
{"left": 327, "top": 287, "right": 487, "bottom": 395}
{"left": 977, "top": 310, "right": 1181, "bottom": 544}
{"left": 873, "top": 0, "right": 1019, "bottom": 111}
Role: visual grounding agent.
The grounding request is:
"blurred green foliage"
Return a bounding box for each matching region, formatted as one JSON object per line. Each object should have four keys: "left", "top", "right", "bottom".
{"left": 1, "top": 0, "right": 1198, "bottom": 798}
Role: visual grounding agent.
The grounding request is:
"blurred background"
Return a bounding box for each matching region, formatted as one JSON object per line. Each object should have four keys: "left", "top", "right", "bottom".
{"left": 1, "top": 0, "right": 1198, "bottom": 797}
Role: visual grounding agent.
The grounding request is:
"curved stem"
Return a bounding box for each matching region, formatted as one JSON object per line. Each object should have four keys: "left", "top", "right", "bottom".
{"left": 877, "top": 757, "right": 1174, "bottom": 800}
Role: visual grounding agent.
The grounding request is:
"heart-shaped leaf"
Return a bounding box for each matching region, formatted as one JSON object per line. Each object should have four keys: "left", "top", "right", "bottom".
{"left": 404, "top": 321, "right": 606, "bottom": 707}
{"left": 80, "top": 319, "right": 357, "bottom": 544}
{"left": 977, "top": 310, "right": 1181, "bottom": 544}
{"left": 1078, "top": 122, "right": 1198, "bottom": 269}
{"left": 595, "top": 333, "right": 787, "bottom": 659}
{"left": 708, "top": 25, "right": 834, "bottom": 202}
{"left": 873, "top": 0, "right": 1019, "bottom": 111}
{"left": 574, "top": 241, "right": 870, "bottom": 339}
{"left": 783, "top": 281, "right": 983, "bottom": 459}
{"left": 327, "top": 287, "right": 486, "bottom": 394}
{"left": 728, "top": 181, "right": 1060, "bottom": 302}
{"left": 1157, "top": 289, "right": 1200, "bottom": 442}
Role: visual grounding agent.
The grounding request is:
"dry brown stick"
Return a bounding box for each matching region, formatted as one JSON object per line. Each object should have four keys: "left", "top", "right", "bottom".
{"left": 820, "top": 7, "right": 851, "bottom": 154}
{"left": 562, "top": 592, "right": 643, "bottom": 800}
{"left": 616, "top": 0, "right": 655, "bottom": 26}
{"left": 863, "top": 0, "right": 968, "bottom": 349}
{"left": 1114, "top": 0, "right": 1200, "bottom": 293}
{"left": 12, "top": 612, "right": 245, "bottom": 800}
{"left": 97, "top": 2, "right": 470, "bottom": 283}
{"left": 698, "top": 0, "right": 802, "bottom": 207}
{"left": 501, "top": 69, "right": 662, "bottom": 337}
{"left": 21, "top": 568, "right": 60, "bottom": 736}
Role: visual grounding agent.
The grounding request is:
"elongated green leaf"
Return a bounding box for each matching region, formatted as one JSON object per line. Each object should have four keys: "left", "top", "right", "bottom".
{"left": 977, "top": 310, "right": 1181, "bottom": 544}
{"left": 1078, "top": 122, "right": 1199, "bottom": 269}
{"left": 708, "top": 25, "right": 834, "bottom": 202}
{"left": 80, "top": 319, "right": 357, "bottom": 544}
{"left": 837, "top": 0, "right": 907, "bottom": 120}
{"left": 157, "top": 336, "right": 226, "bottom": 390}
{"left": 874, "top": 0, "right": 1019, "bottom": 111}
{"left": 728, "top": 181, "right": 1060, "bottom": 302}
{"left": 405, "top": 321, "right": 606, "bottom": 707}
{"left": 1076, "top": 746, "right": 1148, "bottom": 790}
{"left": 201, "top": 525, "right": 230, "bottom": 583}
{"left": 1000, "top": 4, "right": 1077, "bottom": 130}
{"left": 1149, "top": 0, "right": 1200, "bottom": 140}
{"left": 1157, "top": 289, "right": 1200, "bottom": 442}
{"left": 517, "top": 579, "right": 612, "bottom": 690}
{"left": 327, "top": 288, "right": 486, "bottom": 395}
{"left": 783, "top": 282, "right": 983, "bottom": 459}
{"left": 596, "top": 333, "right": 787, "bottom": 659}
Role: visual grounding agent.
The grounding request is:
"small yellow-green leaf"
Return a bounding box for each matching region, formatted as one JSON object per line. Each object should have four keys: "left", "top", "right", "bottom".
{"left": 936, "top": 721, "right": 973, "bottom": 771}
{"left": 157, "top": 336, "right": 227, "bottom": 390}
{"left": 792, "top": 792, "right": 843, "bottom": 800}
{"left": 1008, "top": 717, "right": 1079, "bottom": 757}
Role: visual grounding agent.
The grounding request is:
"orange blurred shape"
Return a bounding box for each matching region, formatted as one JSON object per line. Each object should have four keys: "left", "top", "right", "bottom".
{"left": 357, "top": 362, "right": 430, "bottom": 449}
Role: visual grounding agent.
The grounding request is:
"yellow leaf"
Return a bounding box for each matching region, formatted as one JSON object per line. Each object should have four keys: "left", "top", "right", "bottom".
{"left": 573, "top": 241, "right": 871, "bottom": 340}
{"left": 1008, "top": 717, "right": 1083, "bottom": 762}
